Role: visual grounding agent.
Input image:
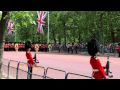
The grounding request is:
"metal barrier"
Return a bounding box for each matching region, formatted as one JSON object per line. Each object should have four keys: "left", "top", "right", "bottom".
{"left": 8, "top": 60, "right": 19, "bottom": 79}
{"left": 17, "top": 62, "right": 46, "bottom": 79}
{"left": 1, "top": 58, "right": 93, "bottom": 79}
{"left": 2, "top": 58, "right": 11, "bottom": 78}
{"left": 32, "top": 65, "right": 46, "bottom": 79}
{"left": 1, "top": 64, "right": 8, "bottom": 78}
{"left": 65, "top": 72, "right": 93, "bottom": 79}
{"left": 31, "top": 73, "right": 45, "bottom": 79}
{"left": 17, "top": 69, "right": 28, "bottom": 79}
{"left": 45, "top": 67, "right": 66, "bottom": 79}
{"left": 17, "top": 62, "right": 28, "bottom": 79}
{"left": 18, "top": 62, "right": 28, "bottom": 71}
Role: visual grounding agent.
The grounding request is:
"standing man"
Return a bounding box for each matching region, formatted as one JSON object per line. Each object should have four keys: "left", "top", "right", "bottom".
{"left": 74, "top": 43, "right": 78, "bottom": 54}
{"left": 58, "top": 43, "right": 62, "bottom": 53}
{"left": 71, "top": 43, "right": 74, "bottom": 54}
{"left": 66, "top": 43, "right": 70, "bottom": 54}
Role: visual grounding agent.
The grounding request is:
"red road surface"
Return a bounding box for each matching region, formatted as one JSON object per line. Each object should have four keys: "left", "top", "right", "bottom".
{"left": 2, "top": 51, "right": 120, "bottom": 79}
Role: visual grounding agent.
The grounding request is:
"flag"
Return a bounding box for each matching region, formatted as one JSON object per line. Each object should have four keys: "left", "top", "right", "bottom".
{"left": 37, "top": 11, "right": 47, "bottom": 33}
{"left": 7, "top": 20, "right": 14, "bottom": 35}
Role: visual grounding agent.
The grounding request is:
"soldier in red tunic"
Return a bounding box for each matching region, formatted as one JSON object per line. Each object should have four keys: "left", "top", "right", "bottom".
{"left": 87, "top": 38, "right": 107, "bottom": 79}
{"left": 25, "top": 40, "right": 36, "bottom": 79}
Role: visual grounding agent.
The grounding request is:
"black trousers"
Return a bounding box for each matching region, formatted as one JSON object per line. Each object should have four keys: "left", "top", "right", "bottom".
{"left": 58, "top": 48, "right": 61, "bottom": 53}
{"left": 68, "top": 48, "right": 70, "bottom": 53}
{"left": 28, "top": 66, "right": 33, "bottom": 79}
{"left": 75, "top": 48, "right": 77, "bottom": 54}
{"left": 71, "top": 49, "right": 73, "bottom": 54}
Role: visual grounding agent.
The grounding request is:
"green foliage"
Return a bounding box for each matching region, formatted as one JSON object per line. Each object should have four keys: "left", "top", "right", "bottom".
{"left": 4, "top": 11, "right": 120, "bottom": 44}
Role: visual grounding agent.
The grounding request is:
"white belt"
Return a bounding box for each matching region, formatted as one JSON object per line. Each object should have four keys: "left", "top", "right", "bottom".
{"left": 93, "top": 69, "right": 99, "bottom": 72}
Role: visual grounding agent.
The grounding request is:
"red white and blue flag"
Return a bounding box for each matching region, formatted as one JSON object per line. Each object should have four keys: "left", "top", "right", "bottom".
{"left": 7, "top": 20, "right": 14, "bottom": 35}
{"left": 37, "top": 11, "right": 47, "bottom": 34}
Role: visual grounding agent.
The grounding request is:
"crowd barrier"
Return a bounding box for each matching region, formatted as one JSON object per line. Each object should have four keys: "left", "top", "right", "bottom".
{"left": 8, "top": 60, "right": 19, "bottom": 79}
{"left": 1, "top": 64, "right": 8, "bottom": 78}
{"left": 65, "top": 73, "right": 92, "bottom": 79}
{"left": 45, "top": 67, "right": 66, "bottom": 79}
{"left": 2, "top": 58, "right": 93, "bottom": 79}
{"left": 32, "top": 66, "right": 46, "bottom": 79}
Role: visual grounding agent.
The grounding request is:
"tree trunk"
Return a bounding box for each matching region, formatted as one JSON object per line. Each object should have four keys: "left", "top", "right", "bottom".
{"left": 100, "top": 13, "right": 103, "bottom": 43}
{"left": 58, "top": 35, "right": 61, "bottom": 44}
{"left": 51, "top": 29, "right": 56, "bottom": 44}
{"left": 63, "top": 22, "right": 66, "bottom": 45}
{"left": 111, "top": 31, "right": 115, "bottom": 43}
{"left": 108, "top": 12, "right": 114, "bottom": 43}
{"left": 78, "top": 32, "right": 81, "bottom": 43}
{"left": 0, "top": 11, "right": 10, "bottom": 79}
{"left": 99, "top": 13, "right": 104, "bottom": 54}
{"left": 73, "top": 28, "right": 75, "bottom": 43}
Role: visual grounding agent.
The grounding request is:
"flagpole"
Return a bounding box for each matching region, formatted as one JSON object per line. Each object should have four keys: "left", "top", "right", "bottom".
{"left": 47, "top": 11, "right": 50, "bottom": 44}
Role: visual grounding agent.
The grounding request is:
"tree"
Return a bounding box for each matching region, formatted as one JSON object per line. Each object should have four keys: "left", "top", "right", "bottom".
{"left": 0, "top": 11, "right": 10, "bottom": 78}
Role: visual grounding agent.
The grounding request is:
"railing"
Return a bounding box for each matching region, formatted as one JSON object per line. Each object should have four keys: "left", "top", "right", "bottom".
{"left": 2, "top": 58, "right": 93, "bottom": 79}
{"left": 45, "top": 67, "right": 66, "bottom": 79}
{"left": 8, "top": 60, "right": 19, "bottom": 79}
{"left": 65, "top": 72, "right": 92, "bottom": 79}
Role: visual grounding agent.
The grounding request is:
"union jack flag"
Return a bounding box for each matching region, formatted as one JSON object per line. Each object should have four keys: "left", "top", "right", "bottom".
{"left": 7, "top": 20, "right": 14, "bottom": 35}
{"left": 37, "top": 11, "right": 47, "bottom": 34}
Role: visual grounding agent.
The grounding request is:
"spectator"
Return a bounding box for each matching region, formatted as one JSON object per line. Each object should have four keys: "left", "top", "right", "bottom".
{"left": 48, "top": 43, "right": 52, "bottom": 52}
{"left": 66, "top": 43, "right": 70, "bottom": 53}
{"left": 71, "top": 43, "right": 74, "bottom": 54}
{"left": 74, "top": 43, "right": 78, "bottom": 54}
{"left": 117, "top": 43, "right": 120, "bottom": 57}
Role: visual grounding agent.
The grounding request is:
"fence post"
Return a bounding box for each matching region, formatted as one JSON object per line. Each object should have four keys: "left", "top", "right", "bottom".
{"left": 65, "top": 73, "right": 68, "bottom": 79}
{"left": 44, "top": 67, "right": 49, "bottom": 79}
{"left": 16, "top": 62, "right": 20, "bottom": 79}
{"left": 7, "top": 61, "right": 11, "bottom": 79}
{"left": 43, "top": 68, "right": 46, "bottom": 79}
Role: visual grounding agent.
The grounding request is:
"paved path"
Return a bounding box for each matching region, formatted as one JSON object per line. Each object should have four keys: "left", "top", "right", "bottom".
{"left": 2, "top": 51, "right": 120, "bottom": 79}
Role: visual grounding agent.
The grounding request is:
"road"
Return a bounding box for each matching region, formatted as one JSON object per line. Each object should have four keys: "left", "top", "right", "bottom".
{"left": 2, "top": 51, "right": 120, "bottom": 79}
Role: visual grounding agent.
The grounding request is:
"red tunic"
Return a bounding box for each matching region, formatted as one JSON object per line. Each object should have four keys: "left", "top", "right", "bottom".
{"left": 26, "top": 51, "right": 34, "bottom": 66}
{"left": 4, "top": 44, "right": 7, "bottom": 48}
{"left": 90, "top": 56, "right": 106, "bottom": 79}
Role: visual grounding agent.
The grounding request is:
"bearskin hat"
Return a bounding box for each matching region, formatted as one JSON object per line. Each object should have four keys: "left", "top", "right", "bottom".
{"left": 87, "top": 38, "right": 99, "bottom": 56}
{"left": 25, "top": 40, "right": 32, "bottom": 50}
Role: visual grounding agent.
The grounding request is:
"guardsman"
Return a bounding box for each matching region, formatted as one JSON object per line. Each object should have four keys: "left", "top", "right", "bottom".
{"left": 25, "top": 40, "right": 37, "bottom": 79}
{"left": 15, "top": 43, "right": 19, "bottom": 52}
{"left": 87, "top": 38, "right": 107, "bottom": 79}
{"left": 35, "top": 43, "right": 39, "bottom": 53}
